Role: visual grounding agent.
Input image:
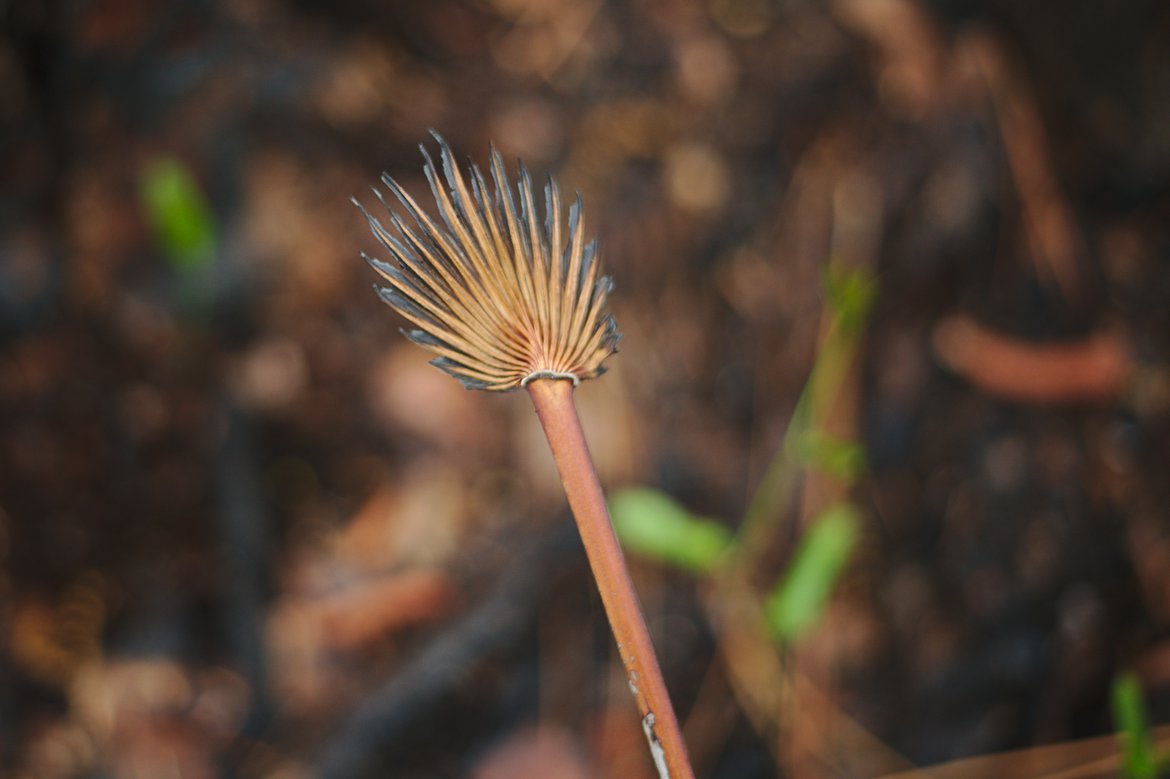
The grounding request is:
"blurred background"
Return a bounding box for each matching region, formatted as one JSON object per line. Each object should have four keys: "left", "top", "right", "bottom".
{"left": 2, "top": 1, "right": 1170, "bottom": 777}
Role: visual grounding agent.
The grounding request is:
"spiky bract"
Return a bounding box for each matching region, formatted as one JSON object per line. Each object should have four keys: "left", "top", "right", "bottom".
{"left": 355, "top": 133, "right": 620, "bottom": 391}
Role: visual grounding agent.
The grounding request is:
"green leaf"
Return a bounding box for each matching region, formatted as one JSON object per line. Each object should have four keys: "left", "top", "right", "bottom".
{"left": 140, "top": 156, "right": 217, "bottom": 270}
{"left": 765, "top": 503, "right": 860, "bottom": 641}
{"left": 795, "top": 430, "right": 866, "bottom": 480}
{"left": 1112, "top": 672, "right": 1161, "bottom": 779}
{"left": 610, "top": 487, "right": 732, "bottom": 573}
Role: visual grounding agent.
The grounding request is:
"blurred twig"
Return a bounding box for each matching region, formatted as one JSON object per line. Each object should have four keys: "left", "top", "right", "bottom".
{"left": 932, "top": 314, "right": 1131, "bottom": 404}
{"left": 315, "top": 524, "right": 580, "bottom": 779}
{"left": 877, "top": 723, "right": 1170, "bottom": 779}
{"left": 964, "top": 31, "right": 1085, "bottom": 300}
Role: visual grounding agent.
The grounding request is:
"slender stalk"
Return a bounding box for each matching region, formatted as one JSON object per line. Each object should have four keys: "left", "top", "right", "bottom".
{"left": 527, "top": 378, "right": 695, "bottom": 779}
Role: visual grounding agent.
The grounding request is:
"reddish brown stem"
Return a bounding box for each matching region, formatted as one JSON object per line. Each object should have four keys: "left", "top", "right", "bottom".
{"left": 527, "top": 378, "right": 695, "bottom": 779}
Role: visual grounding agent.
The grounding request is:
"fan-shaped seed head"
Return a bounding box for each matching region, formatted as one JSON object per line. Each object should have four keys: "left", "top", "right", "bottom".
{"left": 355, "top": 132, "right": 621, "bottom": 392}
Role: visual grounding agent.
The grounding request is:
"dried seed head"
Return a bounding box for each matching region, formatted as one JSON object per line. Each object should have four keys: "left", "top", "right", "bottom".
{"left": 355, "top": 132, "right": 621, "bottom": 392}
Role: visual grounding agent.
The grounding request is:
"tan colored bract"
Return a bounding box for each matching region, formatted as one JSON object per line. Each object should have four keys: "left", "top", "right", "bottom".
{"left": 355, "top": 132, "right": 620, "bottom": 391}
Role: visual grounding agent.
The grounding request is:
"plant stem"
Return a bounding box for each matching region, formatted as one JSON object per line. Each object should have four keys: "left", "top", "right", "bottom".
{"left": 527, "top": 378, "right": 695, "bottom": 779}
